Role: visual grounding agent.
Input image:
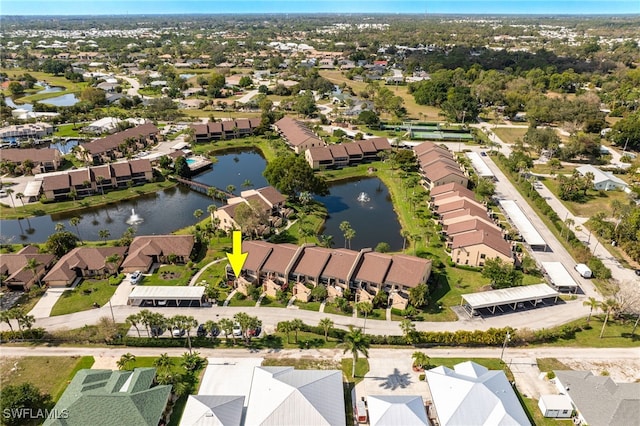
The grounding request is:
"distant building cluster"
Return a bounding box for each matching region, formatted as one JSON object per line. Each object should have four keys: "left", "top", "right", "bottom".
{"left": 41, "top": 158, "right": 153, "bottom": 201}
{"left": 75, "top": 123, "right": 160, "bottom": 165}
{"left": 191, "top": 118, "right": 262, "bottom": 143}
{"left": 0, "top": 122, "right": 54, "bottom": 139}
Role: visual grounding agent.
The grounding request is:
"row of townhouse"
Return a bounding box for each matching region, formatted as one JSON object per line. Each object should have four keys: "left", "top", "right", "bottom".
{"left": 231, "top": 241, "right": 432, "bottom": 310}
{"left": 75, "top": 122, "right": 160, "bottom": 165}
{"left": 304, "top": 137, "right": 392, "bottom": 170}
{"left": 0, "top": 235, "right": 194, "bottom": 291}
{"left": 414, "top": 142, "right": 470, "bottom": 190}
{"left": 190, "top": 118, "right": 262, "bottom": 143}
{"left": 41, "top": 158, "right": 153, "bottom": 201}
{"left": 273, "top": 116, "right": 325, "bottom": 154}
{"left": 0, "top": 147, "right": 62, "bottom": 173}
{"left": 431, "top": 182, "right": 514, "bottom": 267}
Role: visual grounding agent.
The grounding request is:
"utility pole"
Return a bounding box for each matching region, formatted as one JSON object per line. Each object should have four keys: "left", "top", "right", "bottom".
{"left": 500, "top": 331, "right": 511, "bottom": 363}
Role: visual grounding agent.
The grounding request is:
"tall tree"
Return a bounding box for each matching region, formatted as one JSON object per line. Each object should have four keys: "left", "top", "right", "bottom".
{"left": 583, "top": 297, "right": 599, "bottom": 324}
{"left": 342, "top": 326, "right": 370, "bottom": 379}
{"left": 318, "top": 317, "right": 334, "bottom": 342}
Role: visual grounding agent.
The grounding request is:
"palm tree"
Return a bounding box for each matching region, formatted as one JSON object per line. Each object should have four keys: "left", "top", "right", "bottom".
{"left": 126, "top": 313, "right": 142, "bottom": 337}
{"left": 344, "top": 228, "right": 356, "bottom": 250}
{"left": 5, "top": 188, "right": 15, "bottom": 209}
{"left": 241, "top": 179, "right": 253, "bottom": 188}
{"left": 339, "top": 221, "right": 352, "bottom": 248}
{"left": 300, "top": 225, "right": 315, "bottom": 244}
{"left": 183, "top": 316, "right": 198, "bottom": 354}
{"left": 318, "top": 318, "right": 334, "bottom": 342}
{"left": 219, "top": 318, "right": 235, "bottom": 345}
{"left": 411, "top": 351, "right": 431, "bottom": 371}
{"left": 411, "top": 234, "right": 422, "bottom": 255}
{"left": 153, "top": 353, "right": 173, "bottom": 373}
{"left": 117, "top": 353, "right": 136, "bottom": 370}
{"left": 599, "top": 298, "right": 619, "bottom": 339}
{"left": 226, "top": 184, "right": 236, "bottom": 195}
{"left": 105, "top": 254, "right": 121, "bottom": 277}
{"left": 17, "top": 313, "right": 35, "bottom": 336}
{"left": 69, "top": 216, "right": 82, "bottom": 243}
{"left": 583, "top": 297, "right": 599, "bottom": 323}
{"left": 0, "top": 310, "right": 14, "bottom": 332}
{"left": 207, "top": 204, "right": 217, "bottom": 223}
{"left": 207, "top": 187, "right": 217, "bottom": 200}
{"left": 25, "top": 258, "right": 42, "bottom": 287}
{"left": 99, "top": 229, "right": 110, "bottom": 244}
{"left": 95, "top": 175, "right": 105, "bottom": 196}
{"left": 342, "top": 326, "right": 370, "bottom": 379}
{"left": 204, "top": 320, "right": 218, "bottom": 341}
{"left": 319, "top": 234, "right": 334, "bottom": 248}
{"left": 356, "top": 301, "right": 373, "bottom": 334}
{"left": 401, "top": 230, "right": 410, "bottom": 252}
{"left": 193, "top": 209, "right": 203, "bottom": 222}
{"left": 15, "top": 192, "right": 25, "bottom": 208}
{"left": 277, "top": 321, "right": 293, "bottom": 344}
{"left": 399, "top": 319, "right": 417, "bottom": 344}
{"left": 290, "top": 318, "right": 304, "bottom": 344}
{"left": 55, "top": 222, "right": 65, "bottom": 233}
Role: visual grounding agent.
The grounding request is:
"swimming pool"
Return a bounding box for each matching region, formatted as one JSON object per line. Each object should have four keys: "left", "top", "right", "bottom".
{"left": 186, "top": 158, "right": 196, "bottom": 165}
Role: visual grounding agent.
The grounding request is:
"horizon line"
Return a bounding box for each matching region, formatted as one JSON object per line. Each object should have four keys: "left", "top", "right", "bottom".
{"left": 4, "top": 12, "right": 640, "bottom": 16}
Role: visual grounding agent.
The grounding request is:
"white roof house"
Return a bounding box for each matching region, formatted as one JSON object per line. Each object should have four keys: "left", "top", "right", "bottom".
{"left": 244, "top": 366, "right": 345, "bottom": 426}
{"left": 425, "top": 361, "right": 531, "bottom": 426}
{"left": 576, "top": 165, "right": 628, "bottom": 191}
{"left": 179, "top": 395, "right": 244, "bottom": 426}
{"left": 368, "top": 395, "right": 430, "bottom": 426}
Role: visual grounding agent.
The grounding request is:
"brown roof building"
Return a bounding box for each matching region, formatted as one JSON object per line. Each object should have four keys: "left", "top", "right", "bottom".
{"left": 430, "top": 182, "right": 471, "bottom": 197}
{"left": 0, "top": 246, "right": 55, "bottom": 291}
{"left": 77, "top": 123, "right": 159, "bottom": 164}
{"left": 121, "top": 235, "right": 194, "bottom": 272}
{"left": 44, "top": 247, "right": 127, "bottom": 287}
{"left": 191, "top": 118, "right": 261, "bottom": 142}
{"left": 305, "top": 138, "right": 391, "bottom": 170}
{"left": 450, "top": 230, "right": 513, "bottom": 267}
{"left": 1, "top": 148, "right": 61, "bottom": 173}
{"left": 274, "top": 116, "right": 325, "bottom": 154}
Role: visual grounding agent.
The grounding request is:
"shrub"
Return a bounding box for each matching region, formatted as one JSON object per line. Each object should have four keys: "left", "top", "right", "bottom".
{"left": 546, "top": 371, "right": 556, "bottom": 380}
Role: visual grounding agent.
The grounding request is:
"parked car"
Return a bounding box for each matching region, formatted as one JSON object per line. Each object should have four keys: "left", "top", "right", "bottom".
{"left": 248, "top": 327, "right": 262, "bottom": 337}
{"left": 172, "top": 327, "right": 185, "bottom": 337}
{"left": 196, "top": 324, "right": 206, "bottom": 337}
{"left": 150, "top": 326, "right": 165, "bottom": 337}
{"left": 210, "top": 325, "right": 221, "bottom": 337}
{"left": 130, "top": 271, "right": 142, "bottom": 285}
{"left": 0, "top": 190, "right": 7, "bottom": 198}
{"left": 232, "top": 323, "right": 242, "bottom": 337}
{"left": 635, "top": 269, "right": 640, "bottom": 276}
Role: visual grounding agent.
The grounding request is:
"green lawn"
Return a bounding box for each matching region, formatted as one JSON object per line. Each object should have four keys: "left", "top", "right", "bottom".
{"left": 542, "top": 178, "right": 630, "bottom": 218}
{"left": 54, "top": 123, "right": 86, "bottom": 138}
{"left": 341, "top": 358, "right": 371, "bottom": 383}
{"left": 141, "top": 265, "right": 193, "bottom": 286}
{"left": 536, "top": 358, "right": 572, "bottom": 373}
{"left": 493, "top": 127, "right": 528, "bottom": 144}
{"left": 294, "top": 300, "right": 322, "bottom": 312}
{"left": 0, "top": 356, "right": 94, "bottom": 401}
{"left": 530, "top": 316, "right": 640, "bottom": 348}
{"left": 259, "top": 296, "right": 289, "bottom": 308}
{"left": 50, "top": 277, "right": 122, "bottom": 316}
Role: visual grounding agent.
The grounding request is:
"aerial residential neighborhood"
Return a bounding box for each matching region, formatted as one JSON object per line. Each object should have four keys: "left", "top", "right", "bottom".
{"left": 1, "top": 4, "right": 640, "bottom": 426}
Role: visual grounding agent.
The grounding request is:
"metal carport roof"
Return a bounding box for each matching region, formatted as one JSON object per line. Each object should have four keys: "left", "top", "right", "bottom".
{"left": 499, "top": 200, "right": 547, "bottom": 249}
{"left": 128, "top": 286, "right": 204, "bottom": 301}
{"left": 461, "top": 284, "right": 559, "bottom": 310}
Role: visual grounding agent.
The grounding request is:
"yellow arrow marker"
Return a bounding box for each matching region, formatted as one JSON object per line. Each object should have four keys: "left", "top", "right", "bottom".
{"left": 226, "top": 230, "right": 248, "bottom": 278}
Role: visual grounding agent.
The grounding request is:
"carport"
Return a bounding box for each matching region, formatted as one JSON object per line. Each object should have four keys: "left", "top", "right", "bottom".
{"left": 541, "top": 262, "right": 579, "bottom": 293}
{"left": 128, "top": 286, "right": 205, "bottom": 307}
{"left": 460, "top": 283, "right": 559, "bottom": 317}
{"left": 500, "top": 200, "right": 548, "bottom": 251}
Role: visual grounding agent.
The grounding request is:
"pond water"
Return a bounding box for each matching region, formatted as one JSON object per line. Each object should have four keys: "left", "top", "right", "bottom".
{"left": 316, "top": 177, "right": 403, "bottom": 251}
{"left": 37, "top": 86, "right": 64, "bottom": 94}
{"left": 0, "top": 151, "right": 404, "bottom": 249}
{"left": 40, "top": 93, "right": 79, "bottom": 107}
{"left": 0, "top": 150, "right": 269, "bottom": 243}
{"left": 47, "top": 139, "right": 80, "bottom": 154}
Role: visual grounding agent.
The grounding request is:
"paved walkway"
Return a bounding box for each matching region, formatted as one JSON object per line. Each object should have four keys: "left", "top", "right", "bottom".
{"left": 189, "top": 258, "right": 225, "bottom": 286}
{"left": 28, "top": 287, "right": 69, "bottom": 319}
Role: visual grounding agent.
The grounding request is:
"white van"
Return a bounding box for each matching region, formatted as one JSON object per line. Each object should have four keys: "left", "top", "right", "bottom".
{"left": 355, "top": 400, "right": 367, "bottom": 423}
{"left": 575, "top": 263, "right": 592, "bottom": 278}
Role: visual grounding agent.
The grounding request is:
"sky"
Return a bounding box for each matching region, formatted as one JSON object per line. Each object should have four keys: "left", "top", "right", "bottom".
{"left": 2, "top": 1, "right": 639, "bottom": 16}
